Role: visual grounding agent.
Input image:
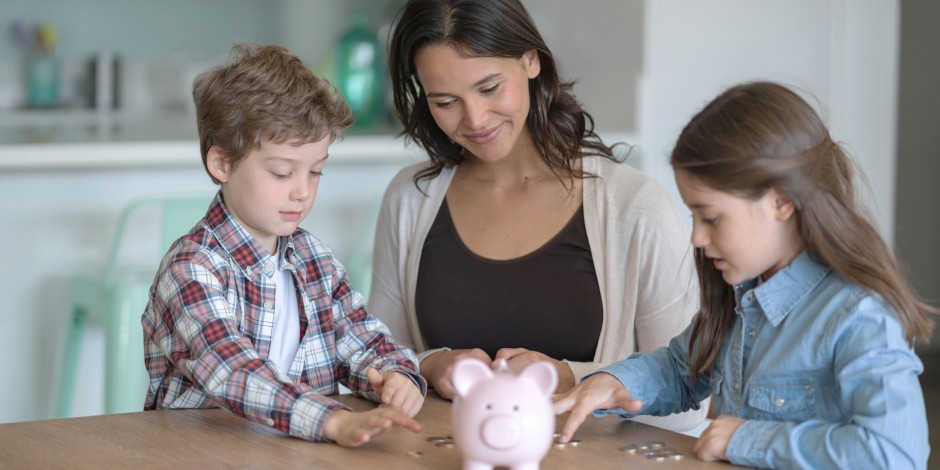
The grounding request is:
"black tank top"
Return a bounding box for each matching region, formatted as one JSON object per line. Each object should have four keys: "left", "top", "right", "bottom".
{"left": 414, "top": 199, "right": 603, "bottom": 361}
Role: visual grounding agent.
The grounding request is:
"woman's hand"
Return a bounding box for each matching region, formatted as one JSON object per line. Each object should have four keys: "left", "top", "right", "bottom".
{"left": 552, "top": 372, "right": 642, "bottom": 443}
{"left": 365, "top": 368, "right": 424, "bottom": 417}
{"left": 693, "top": 415, "right": 744, "bottom": 462}
{"left": 494, "top": 348, "right": 576, "bottom": 393}
{"left": 420, "top": 348, "right": 491, "bottom": 400}
{"left": 322, "top": 407, "right": 422, "bottom": 447}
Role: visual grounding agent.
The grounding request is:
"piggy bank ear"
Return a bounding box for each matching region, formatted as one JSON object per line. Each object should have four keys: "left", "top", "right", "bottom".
{"left": 452, "top": 358, "right": 493, "bottom": 398}
{"left": 519, "top": 361, "right": 558, "bottom": 398}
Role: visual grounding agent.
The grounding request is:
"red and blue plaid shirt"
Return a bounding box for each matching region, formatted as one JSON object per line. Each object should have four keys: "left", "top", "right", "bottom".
{"left": 142, "top": 193, "right": 425, "bottom": 441}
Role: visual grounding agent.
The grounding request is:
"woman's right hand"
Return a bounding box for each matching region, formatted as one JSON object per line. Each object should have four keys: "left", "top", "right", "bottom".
{"left": 420, "top": 348, "right": 491, "bottom": 400}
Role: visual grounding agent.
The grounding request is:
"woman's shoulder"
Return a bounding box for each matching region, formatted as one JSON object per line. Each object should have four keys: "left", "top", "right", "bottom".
{"left": 583, "top": 156, "right": 677, "bottom": 212}
{"left": 385, "top": 161, "right": 452, "bottom": 197}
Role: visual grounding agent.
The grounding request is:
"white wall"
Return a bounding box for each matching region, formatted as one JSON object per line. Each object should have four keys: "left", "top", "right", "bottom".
{"left": 640, "top": 0, "right": 899, "bottom": 246}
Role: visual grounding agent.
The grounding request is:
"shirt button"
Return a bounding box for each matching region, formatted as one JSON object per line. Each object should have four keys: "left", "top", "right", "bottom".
{"left": 748, "top": 294, "right": 755, "bottom": 301}
{"left": 266, "top": 418, "right": 275, "bottom": 426}
{"left": 264, "top": 301, "right": 274, "bottom": 310}
{"left": 774, "top": 398, "right": 785, "bottom": 408}
{"left": 304, "top": 425, "right": 312, "bottom": 435}
{"left": 748, "top": 330, "right": 756, "bottom": 338}
{"left": 263, "top": 261, "right": 275, "bottom": 274}
{"left": 734, "top": 382, "right": 740, "bottom": 391}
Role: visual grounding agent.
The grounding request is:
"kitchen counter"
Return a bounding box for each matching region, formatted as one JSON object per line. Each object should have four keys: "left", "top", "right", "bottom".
{"left": 0, "top": 109, "right": 423, "bottom": 170}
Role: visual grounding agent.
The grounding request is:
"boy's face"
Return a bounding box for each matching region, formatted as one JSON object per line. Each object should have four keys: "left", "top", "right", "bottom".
{"left": 208, "top": 138, "right": 330, "bottom": 255}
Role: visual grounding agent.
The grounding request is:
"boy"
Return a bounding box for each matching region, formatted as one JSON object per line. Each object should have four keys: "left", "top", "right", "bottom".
{"left": 141, "top": 43, "right": 426, "bottom": 447}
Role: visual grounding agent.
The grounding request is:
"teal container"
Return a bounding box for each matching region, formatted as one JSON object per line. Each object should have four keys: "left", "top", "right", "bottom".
{"left": 27, "top": 55, "right": 59, "bottom": 108}
{"left": 336, "top": 12, "right": 383, "bottom": 129}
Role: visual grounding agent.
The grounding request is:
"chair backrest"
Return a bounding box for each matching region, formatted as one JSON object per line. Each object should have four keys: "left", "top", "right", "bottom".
{"left": 102, "top": 196, "right": 211, "bottom": 287}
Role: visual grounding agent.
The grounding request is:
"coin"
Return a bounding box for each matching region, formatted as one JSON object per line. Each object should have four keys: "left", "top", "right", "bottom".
{"left": 645, "top": 440, "right": 665, "bottom": 449}
{"left": 618, "top": 445, "right": 640, "bottom": 454}
{"left": 567, "top": 439, "right": 581, "bottom": 447}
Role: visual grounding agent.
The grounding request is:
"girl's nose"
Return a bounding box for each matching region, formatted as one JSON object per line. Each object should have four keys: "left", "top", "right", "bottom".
{"left": 690, "top": 224, "right": 708, "bottom": 248}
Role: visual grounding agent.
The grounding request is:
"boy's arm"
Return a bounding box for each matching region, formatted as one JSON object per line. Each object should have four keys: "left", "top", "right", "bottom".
{"left": 327, "top": 256, "right": 427, "bottom": 399}
{"left": 149, "top": 257, "right": 351, "bottom": 442}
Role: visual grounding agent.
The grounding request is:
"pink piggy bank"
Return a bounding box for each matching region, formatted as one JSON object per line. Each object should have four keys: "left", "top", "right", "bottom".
{"left": 451, "top": 358, "right": 558, "bottom": 470}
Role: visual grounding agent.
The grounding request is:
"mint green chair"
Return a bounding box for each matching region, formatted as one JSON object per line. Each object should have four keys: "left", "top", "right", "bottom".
{"left": 57, "top": 196, "right": 209, "bottom": 417}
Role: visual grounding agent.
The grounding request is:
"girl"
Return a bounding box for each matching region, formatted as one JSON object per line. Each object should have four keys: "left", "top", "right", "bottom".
{"left": 553, "top": 81, "right": 936, "bottom": 469}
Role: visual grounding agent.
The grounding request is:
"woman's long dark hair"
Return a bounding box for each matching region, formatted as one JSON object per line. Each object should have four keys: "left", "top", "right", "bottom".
{"left": 387, "top": 0, "right": 616, "bottom": 185}
{"left": 672, "top": 81, "right": 936, "bottom": 381}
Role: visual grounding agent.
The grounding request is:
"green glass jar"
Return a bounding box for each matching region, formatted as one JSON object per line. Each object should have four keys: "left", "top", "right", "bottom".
{"left": 335, "top": 12, "right": 383, "bottom": 129}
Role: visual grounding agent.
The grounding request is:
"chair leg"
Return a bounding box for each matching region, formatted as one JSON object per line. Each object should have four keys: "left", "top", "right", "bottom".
{"left": 56, "top": 306, "right": 88, "bottom": 418}
{"left": 105, "top": 283, "right": 150, "bottom": 414}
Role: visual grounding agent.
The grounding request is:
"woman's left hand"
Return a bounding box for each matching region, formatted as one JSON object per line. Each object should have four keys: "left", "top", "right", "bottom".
{"left": 494, "top": 348, "right": 575, "bottom": 393}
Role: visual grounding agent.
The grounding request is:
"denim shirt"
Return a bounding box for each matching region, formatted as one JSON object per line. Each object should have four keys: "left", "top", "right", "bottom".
{"left": 594, "top": 252, "right": 928, "bottom": 469}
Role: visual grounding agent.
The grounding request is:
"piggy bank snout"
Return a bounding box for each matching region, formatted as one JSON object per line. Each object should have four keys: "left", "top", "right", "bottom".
{"left": 481, "top": 415, "right": 523, "bottom": 449}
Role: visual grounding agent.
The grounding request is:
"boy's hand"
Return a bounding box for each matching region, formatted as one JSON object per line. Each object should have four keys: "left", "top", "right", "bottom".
{"left": 693, "top": 415, "right": 744, "bottom": 462}
{"left": 420, "top": 348, "right": 491, "bottom": 400}
{"left": 322, "top": 407, "right": 422, "bottom": 447}
{"left": 366, "top": 368, "right": 424, "bottom": 417}
{"left": 552, "top": 372, "right": 642, "bottom": 443}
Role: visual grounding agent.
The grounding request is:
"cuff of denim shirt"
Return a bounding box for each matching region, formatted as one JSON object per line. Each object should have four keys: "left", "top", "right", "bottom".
{"left": 289, "top": 393, "right": 351, "bottom": 442}
{"left": 583, "top": 365, "right": 645, "bottom": 419}
{"left": 726, "top": 419, "right": 777, "bottom": 468}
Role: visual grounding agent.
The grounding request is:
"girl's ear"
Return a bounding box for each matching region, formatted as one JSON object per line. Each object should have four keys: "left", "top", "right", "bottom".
{"left": 523, "top": 49, "right": 541, "bottom": 79}
{"left": 772, "top": 191, "right": 797, "bottom": 221}
{"left": 206, "top": 146, "right": 232, "bottom": 183}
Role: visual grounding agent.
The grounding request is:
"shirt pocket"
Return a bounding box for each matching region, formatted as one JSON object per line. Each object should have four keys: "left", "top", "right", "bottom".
{"left": 709, "top": 368, "right": 725, "bottom": 415}
{"left": 745, "top": 377, "right": 816, "bottom": 422}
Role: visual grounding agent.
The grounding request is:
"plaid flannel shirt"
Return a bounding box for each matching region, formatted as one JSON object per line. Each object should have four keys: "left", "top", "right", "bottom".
{"left": 142, "top": 193, "right": 425, "bottom": 441}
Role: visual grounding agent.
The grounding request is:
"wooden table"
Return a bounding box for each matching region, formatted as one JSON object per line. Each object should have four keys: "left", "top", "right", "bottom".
{"left": 0, "top": 394, "right": 741, "bottom": 469}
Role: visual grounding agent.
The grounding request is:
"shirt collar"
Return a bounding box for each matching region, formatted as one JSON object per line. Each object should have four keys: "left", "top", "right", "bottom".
{"left": 733, "top": 251, "right": 831, "bottom": 327}
{"left": 204, "top": 191, "right": 286, "bottom": 274}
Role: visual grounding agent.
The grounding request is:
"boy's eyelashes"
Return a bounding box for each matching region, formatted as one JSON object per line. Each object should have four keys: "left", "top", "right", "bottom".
{"left": 270, "top": 170, "right": 325, "bottom": 179}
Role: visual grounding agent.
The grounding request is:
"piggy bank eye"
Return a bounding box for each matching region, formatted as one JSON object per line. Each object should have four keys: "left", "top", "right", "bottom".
{"left": 485, "top": 403, "right": 492, "bottom": 410}
{"left": 513, "top": 405, "right": 520, "bottom": 412}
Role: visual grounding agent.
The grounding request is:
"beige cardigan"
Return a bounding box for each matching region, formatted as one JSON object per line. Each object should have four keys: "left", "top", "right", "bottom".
{"left": 368, "top": 156, "right": 707, "bottom": 431}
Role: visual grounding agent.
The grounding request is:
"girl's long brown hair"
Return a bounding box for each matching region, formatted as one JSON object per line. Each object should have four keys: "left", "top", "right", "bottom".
{"left": 671, "top": 81, "right": 937, "bottom": 381}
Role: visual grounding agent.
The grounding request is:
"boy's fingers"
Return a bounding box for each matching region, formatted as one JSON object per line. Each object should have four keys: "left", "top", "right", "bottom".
{"left": 366, "top": 367, "right": 384, "bottom": 385}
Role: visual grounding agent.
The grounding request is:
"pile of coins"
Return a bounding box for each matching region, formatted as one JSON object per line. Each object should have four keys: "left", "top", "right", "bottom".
{"left": 619, "top": 440, "right": 684, "bottom": 461}
{"left": 551, "top": 433, "right": 581, "bottom": 449}
{"left": 426, "top": 435, "right": 456, "bottom": 449}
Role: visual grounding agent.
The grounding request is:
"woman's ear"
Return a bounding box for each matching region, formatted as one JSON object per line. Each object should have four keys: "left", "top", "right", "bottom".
{"left": 206, "top": 146, "right": 231, "bottom": 183}
{"left": 523, "top": 49, "right": 541, "bottom": 79}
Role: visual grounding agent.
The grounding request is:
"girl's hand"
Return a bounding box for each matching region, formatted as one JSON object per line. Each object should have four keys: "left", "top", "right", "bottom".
{"left": 420, "top": 348, "right": 491, "bottom": 400}
{"left": 693, "top": 415, "right": 744, "bottom": 462}
{"left": 366, "top": 368, "right": 424, "bottom": 417}
{"left": 322, "top": 407, "right": 422, "bottom": 447}
{"left": 494, "top": 348, "right": 575, "bottom": 393}
{"left": 552, "top": 372, "right": 642, "bottom": 442}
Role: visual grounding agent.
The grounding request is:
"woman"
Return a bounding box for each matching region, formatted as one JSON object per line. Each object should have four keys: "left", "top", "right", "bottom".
{"left": 369, "top": 0, "right": 706, "bottom": 431}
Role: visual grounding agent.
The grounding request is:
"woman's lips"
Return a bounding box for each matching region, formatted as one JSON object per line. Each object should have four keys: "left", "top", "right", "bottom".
{"left": 464, "top": 124, "right": 502, "bottom": 145}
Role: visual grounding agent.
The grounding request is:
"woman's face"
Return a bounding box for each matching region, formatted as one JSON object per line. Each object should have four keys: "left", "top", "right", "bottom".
{"left": 414, "top": 44, "right": 540, "bottom": 163}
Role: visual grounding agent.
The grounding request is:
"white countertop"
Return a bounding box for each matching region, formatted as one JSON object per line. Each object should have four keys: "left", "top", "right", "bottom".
{"left": 0, "top": 109, "right": 424, "bottom": 170}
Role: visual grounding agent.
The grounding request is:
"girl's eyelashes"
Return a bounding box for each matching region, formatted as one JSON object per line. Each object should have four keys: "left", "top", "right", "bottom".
{"left": 272, "top": 172, "right": 290, "bottom": 180}
{"left": 310, "top": 170, "right": 323, "bottom": 177}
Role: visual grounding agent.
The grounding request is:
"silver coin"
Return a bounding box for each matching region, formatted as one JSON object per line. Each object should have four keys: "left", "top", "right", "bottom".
{"left": 646, "top": 440, "right": 666, "bottom": 449}
{"left": 567, "top": 439, "right": 582, "bottom": 447}
{"left": 618, "top": 445, "right": 640, "bottom": 454}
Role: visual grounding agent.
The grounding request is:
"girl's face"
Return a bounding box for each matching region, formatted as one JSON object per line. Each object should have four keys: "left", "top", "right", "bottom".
{"left": 674, "top": 169, "right": 802, "bottom": 285}
{"left": 414, "top": 44, "right": 540, "bottom": 163}
{"left": 208, "top": 138, "right": 330, "bottom": 255}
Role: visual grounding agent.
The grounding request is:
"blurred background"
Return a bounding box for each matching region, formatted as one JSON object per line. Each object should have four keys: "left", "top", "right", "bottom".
{"left": 0, "top": 1, "right": 936, "bottom": 463}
